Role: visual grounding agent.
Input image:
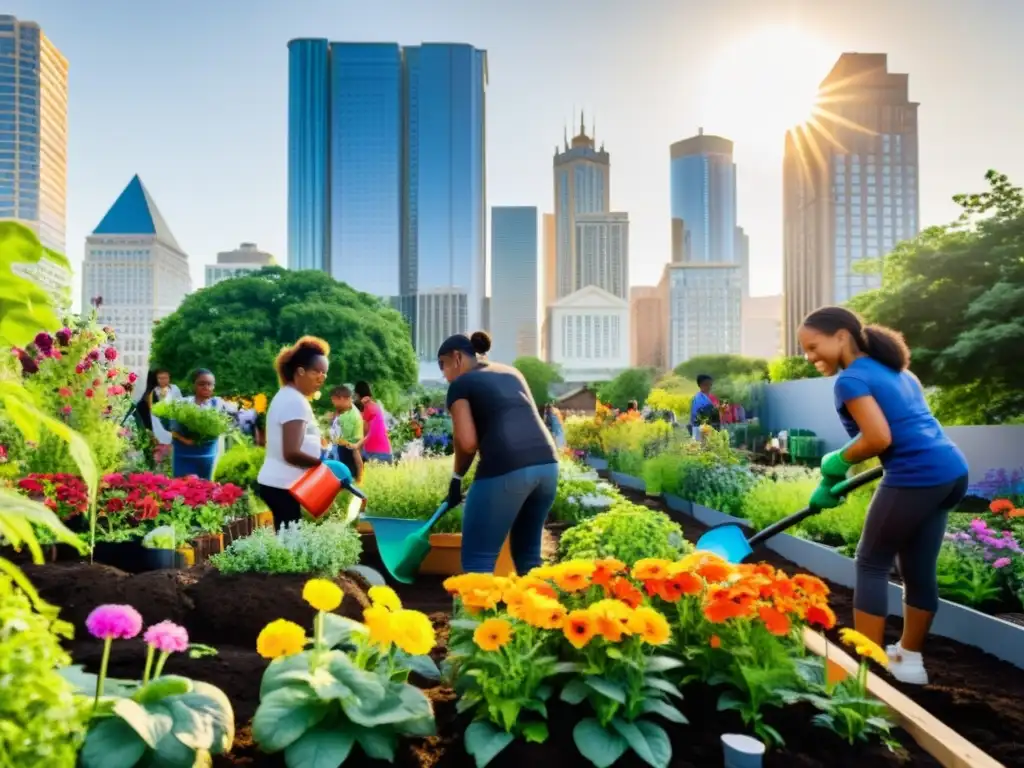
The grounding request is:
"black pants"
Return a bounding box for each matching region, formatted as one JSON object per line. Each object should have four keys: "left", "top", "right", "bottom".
{"left": 854, "top": 474, "right": 969, "bottom": 616}
{"left": 258, "top": 484, "right": 302, "bottom": 529}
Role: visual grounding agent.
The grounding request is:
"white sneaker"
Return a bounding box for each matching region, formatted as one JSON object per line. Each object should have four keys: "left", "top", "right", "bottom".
{"left": 886, "top": 642, "right": 929, "bottom": 685}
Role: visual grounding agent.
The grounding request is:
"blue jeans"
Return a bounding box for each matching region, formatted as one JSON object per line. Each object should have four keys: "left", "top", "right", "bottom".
{"left": 362, "top": 450, "right": 394, "bottom": 464}
{"left": 461, "top": 463, "right": 559, "bottom": 574}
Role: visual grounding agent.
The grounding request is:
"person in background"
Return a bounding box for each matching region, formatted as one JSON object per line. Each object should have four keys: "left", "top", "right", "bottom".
{"left": 689, "top": 374, "right": 719, "bottom": 436}
{"left": 354, "top": 381, "right": 394, "bottom": 464}
{"left": 799, "top": 306, "right": 969, "bottom": 685}
{"left": 543, "top": 403, "right": 566, "bottom": 450}
{"left": 169, "top": 369, "right": 227, "bottom": 445}
{"left": 329, "top": 385, "right": 364, "bottom": 483}
{"left": 438, "top": 330, "right": 559, "bottom": 574}
{"left": 153, "top": 369, "right": 182, "bottom": 405}
{"left": 626, "top": 400, "right": 639, "bottom": 413}
{"left": 133, "top": 370, "right": 160, "bottom": 433}
{"left": 257, "top": 337, "right": 331, "bottom": 528}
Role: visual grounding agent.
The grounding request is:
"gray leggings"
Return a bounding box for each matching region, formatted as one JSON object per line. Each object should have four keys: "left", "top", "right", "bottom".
{"left": 854, "top": 475, "right": 968, "bottom": 616}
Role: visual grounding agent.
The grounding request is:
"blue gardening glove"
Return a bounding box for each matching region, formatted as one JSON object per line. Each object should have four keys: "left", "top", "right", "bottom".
{"left": 809, "top": 478, "right": 843, "bottom": 510}
{"left": 446, "top": 476, "right": 464, "bottom": 511}
{"left": 323, "top": 459, "right": 353, "bottom": 485}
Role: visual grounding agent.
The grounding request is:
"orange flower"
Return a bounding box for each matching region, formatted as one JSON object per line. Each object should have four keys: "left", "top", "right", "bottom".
{"left": 704, "top": 597, "right": 749, "bottom": 624}
{"left": 771, "top": 576, "right": 797, "bottom": 599}
{"left": 517, "top": 575, "right": 559, "bottom": 600}
{"left": 709, "top": 634, "right": 722, "bottom": 649}
{"left": 793, "top": 573, "right": 829, "bottom": 598}
{"left": 990, "top": 498, "right": 1014, "bottom": 516}
{"left": 592, "top": 558, "right": 626, "bottom": 587}
{"left": 804, "top": 602, "right": 836, "bottom": 630}
{"left": 610, "top": 577, "right": 644, "bottom": 608}
{"left": 631, "top": 558, "right": 672, "bottom": 582}
{"left": 563, "top": 609, "right": 597, "bottom": 649}
{"left": 1011, "top": 508, "right": 1024, "bottom": 519}
{"left": 551, "top": 561, "right": 596, "bottom": 593}
{"left": 696, "top": 560, "right": 732, "bottom": 584}
{"left": 590, "top": 599, "right": 634, "bottom": 642}
{"left": 628, "top": 606, "right": 671, "bottom": 645}
{"left": 521, "top": 592, "right": 567, "bottom": 630}
{"left": 757, "top": 605, "right": 791, "bottom": 636}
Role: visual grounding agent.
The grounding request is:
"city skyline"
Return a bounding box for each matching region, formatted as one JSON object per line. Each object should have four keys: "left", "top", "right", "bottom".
{"left": 5, "top": 0, "right": 1024, "bottom": 310}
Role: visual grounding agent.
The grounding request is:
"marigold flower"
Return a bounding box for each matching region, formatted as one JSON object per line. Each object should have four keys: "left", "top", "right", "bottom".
{"left": 609, "top": 577, "right": 644, "bottom": 608}
{"left": 256, "top": 619, "right": 307, "bottom": 659}
{"left": 86, "top": 604, "right": 143, "bottom": 641}
{"left": 474, "top": 618, "right": 513, "bottom": 652}
{"left": 302, "top": 578, "right": 343, "bottom": 612}
{"left": 793, "top": 573, "right": 829, "bottom": 598}
{"left": 629, "top": 606, "right": 671, "bottom": 645}
{"left": 696, "top": 560, "right": 732, "bottom": 584}
{"left": 390, "top": 609, "right": 435, "bottom": 656}
{"left": 804, "top": 602, "right": 836, "bottom": 630}
{"left": 589, "top": 599, "right": 634, "bottom": 642}
{"left": 563, "top": 609, "right": 597, "bottom": 649}
{"left": 551, "top": 560, "right": 596, "bottom": 592}
{"left": 368, "top": 585, "right": 402, "bottom": 612}
{"left": 631, "top": 558, "right": 672, "bottom": 581}
{"left": 757, "top": 605, "right": 791, "bottom": 636}
{"left": 591, "top": 557, "right": 626, "bottom": 587}
{"left": 521, "top": 592, "right": 568, "bottom": 630}
{"left": 709, "top": 634, "right": 722, "bottom": 649}
{"left": 989, "top": 498, "right": 1014, "bottom": 515}
{"left": 364, "top": 605, "right": 393, "bottom": 649}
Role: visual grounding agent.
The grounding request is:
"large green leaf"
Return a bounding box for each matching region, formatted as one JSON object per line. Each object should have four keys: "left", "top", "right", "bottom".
{"left": 464, "top": 720, "right": 515, "bottom": 768}
{"left": 572, "top": 718, "right": 628, "bottom": 768}
{"left": 324, "top": 651, "right": 387, "bottom": 707}
{"left": 610, "top": 718, "right": 671, "bottom": 768}
{"left": 259, "top": 652, "right": 314, "bottom": 698}
{"left": 0, "top": 222, "right": 64, "bottom": 346}
{"left": 283, "top": 724, "right": 356, "bottom": 768}
{"left": 80, "top": 717, "right": 148, "bottom": 768}
{"left": 341, "top": 680, "right": 433, "bottom": 731}
{"left": 113, "top": 699, "right": 174, "bottom": 749}
{"left": 167, "top": 680, "right": 235, "bottom": 753}
{"left": 251, "top": 686, "right": 328, "bottom": 753}
{"left": 320, "top": 612, "right": 369, "bottom": 650}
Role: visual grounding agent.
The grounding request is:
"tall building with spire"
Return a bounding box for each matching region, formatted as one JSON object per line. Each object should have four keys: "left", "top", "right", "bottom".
{"left": 81, "top": 176, "right": 192, "bottom": 374}
{"left": 552, "top": 112, "right": 610, "bottom": 298}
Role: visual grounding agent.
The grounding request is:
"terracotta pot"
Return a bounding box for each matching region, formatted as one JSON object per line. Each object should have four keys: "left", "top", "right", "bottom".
{"left": 419, "top": 533, "right": 516, "bottom": 577}
{"left": 191, "top": 533, "right": 225, "bottom": 564}
{"left": 356, "top": 521, "right": 373, "bottom": 534}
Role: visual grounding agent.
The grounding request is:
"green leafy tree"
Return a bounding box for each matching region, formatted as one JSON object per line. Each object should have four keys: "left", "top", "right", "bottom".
{"left": 512, "top": 356, "right": 562, "bottom": 406}
{"left": 150, "top": 268, "right": 418, "bottom": 399}
{"left": 767, "top": 355, "right": 821, "bottom": 383}
{"left": 672, "top": 354, "right": 768, "bottom": 383}
{"left": 596, "top": 368, "right": 654, "bottom": 410}
{"left": 849, "top": 170, "right": 1024, "bottom": 422}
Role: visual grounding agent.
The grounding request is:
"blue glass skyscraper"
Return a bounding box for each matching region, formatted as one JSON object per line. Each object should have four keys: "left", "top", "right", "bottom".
{"left": 669, "top": 130, "right": 737, "bottom": 266}
{"left": 287, "top": 38, "right": 329, "bottom": 272}
{"left": 490, "top": 206, "right": 538, "bottom": 364}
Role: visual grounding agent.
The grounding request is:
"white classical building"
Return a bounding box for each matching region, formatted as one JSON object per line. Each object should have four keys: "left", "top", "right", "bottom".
{"left": 547, "top": 284, "right": 629, "bottom": 383}
{"left": 81, "top": 175, "right": 192, "bottom": 375}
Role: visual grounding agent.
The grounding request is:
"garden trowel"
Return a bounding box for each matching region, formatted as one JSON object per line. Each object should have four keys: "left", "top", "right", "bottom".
{"left": 696, "top": 466, "right": 884, "bottom": 564}
{"left": 363, "top": 501, "right": 453, "bottom": 584}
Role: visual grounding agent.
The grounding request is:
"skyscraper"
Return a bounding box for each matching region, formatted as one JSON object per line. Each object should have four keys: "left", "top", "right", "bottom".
{"left": 575, "top": 212, "right": 629, "bottom": 299}
{"left": 82, "top": 176, "right": 192, "bottom": 374}
{"left": 666, "top": 129, "right": 743, "bottom": 365}
{"left": 0, "top": 15, "right": 69, "bottom": 301}
{"left": 553, "top": 115, "right": 610, "bottom": 298}
{"left": 287, "top": 40, "right": 487, "bottom": 362}
{"left": 205, "top": 242, "right": 275, "bottom": 287}
{"left": 490, "top": 206, "right": 538, "bottom": 363}
{"left": 782, "top": 53, "right": 919, "bottom": 354}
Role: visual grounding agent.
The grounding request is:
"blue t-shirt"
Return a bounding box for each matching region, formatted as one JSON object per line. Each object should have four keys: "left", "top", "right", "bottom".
{"left": 834, "top": 357, "right": 968, "bottom": 487}
{"left": 690, "top": 392, "right": 714, "bottom": 426}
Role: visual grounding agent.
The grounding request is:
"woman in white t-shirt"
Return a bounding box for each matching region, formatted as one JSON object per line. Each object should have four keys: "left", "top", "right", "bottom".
{"left": 257, "top": 337, "right": 331, "bottom": 527}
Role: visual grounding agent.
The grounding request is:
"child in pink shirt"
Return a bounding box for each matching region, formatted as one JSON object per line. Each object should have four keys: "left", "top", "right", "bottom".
{"left": 355, "top": 381, "right": 393, "bottom": 463}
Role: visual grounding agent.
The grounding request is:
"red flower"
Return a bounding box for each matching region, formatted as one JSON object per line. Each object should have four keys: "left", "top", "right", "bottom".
{"left": 104, "top": 347, "right": 118, "bottom": 361}
{"left": 85, "top": 388, "right": 95, "bottom": 398}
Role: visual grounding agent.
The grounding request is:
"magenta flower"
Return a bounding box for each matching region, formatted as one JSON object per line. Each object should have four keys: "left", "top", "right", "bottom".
{"left": 993, "top": 557, "right": 1012, "bottom": 569}
{"left": 104, "top": 347, "right": 118, "bottom": 361}
{"left": 144, "top": 621, "right": 189, "bottom": 654}
{"left": 86, "top": 604, "right": 143, "bottom": 640}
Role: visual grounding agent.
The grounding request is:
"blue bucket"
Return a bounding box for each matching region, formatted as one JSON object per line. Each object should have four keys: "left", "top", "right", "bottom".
{"left": 172, "top": 438, "right": 219, "bottom": 480}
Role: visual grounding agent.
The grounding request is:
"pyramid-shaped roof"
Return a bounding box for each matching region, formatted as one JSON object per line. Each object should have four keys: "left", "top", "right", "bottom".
{"left": 92, "top": 175, "right": 183, "bottom": 252}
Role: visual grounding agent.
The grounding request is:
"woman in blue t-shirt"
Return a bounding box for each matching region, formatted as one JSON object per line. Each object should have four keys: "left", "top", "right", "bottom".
{"left": 798, "top": 306, "right": 968, "bottom": 686}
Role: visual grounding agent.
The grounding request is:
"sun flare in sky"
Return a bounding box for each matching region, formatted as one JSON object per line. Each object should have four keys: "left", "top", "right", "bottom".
{"left": 700, "top": 25, "right": 836, "bottom": 160}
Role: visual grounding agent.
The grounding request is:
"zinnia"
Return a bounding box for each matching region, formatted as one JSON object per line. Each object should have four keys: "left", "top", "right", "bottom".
{"left": 256, "top": 619, "right": 307, "bottom": 659}
{"left": 302, "top": 578, "right": 343, "bottom": 612}
{"left": 390, "top": 609, "right": 436, "bottom": 656}
{"left": 368, "top": 585, "right": 402, "bottom": 612}
{"left": 143, "top": 620, "right": 189, "bottom": 654}
{"left": 86, "top": 604, "right": 143, "bottom": 640}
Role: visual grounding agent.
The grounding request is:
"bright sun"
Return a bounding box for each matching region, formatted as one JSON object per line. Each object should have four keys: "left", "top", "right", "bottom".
{"left": 699, "top": 25, "right": 835, "bottom": 157}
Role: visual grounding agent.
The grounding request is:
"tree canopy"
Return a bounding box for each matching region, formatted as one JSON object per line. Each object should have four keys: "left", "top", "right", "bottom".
{"left": 597, "top": 368, "right": 654, "bottom": 410}
{"left": 849, "top": 170, "right": 1024, "bottom": 423}
{"left": 150, "top": 268, "right": 418, "bottom": 399}
{"left": 767, "top": 356, "right": 820, "bottom": 383}
{"left": 512, "top": 357, "right": 562, "bottom": 406}
{"left": 672, "top": 354, "right": 768, "bottom": 383}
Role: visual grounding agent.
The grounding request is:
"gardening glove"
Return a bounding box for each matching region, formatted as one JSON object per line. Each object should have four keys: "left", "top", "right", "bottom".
{"left": 809, "top": 478, "right": 843, "bottom": 510}
{"left": 820, "top": 439, "right": 857, "bottom": 482}
{"left": 446, "top": 475, "right": 464, "bottom": 511}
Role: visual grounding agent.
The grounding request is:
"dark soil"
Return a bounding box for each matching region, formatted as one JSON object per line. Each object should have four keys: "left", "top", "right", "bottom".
{"left": 23, "top": 505, "right": 1022, "bottom": 767}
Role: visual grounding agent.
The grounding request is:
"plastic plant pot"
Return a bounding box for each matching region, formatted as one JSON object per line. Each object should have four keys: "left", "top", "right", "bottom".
{"left": 722, "top": 734, "right": 765, "bottom": 768}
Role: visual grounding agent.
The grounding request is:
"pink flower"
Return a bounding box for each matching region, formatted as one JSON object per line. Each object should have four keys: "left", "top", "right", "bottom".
{"left": 59, "top": 387, "right": 72, "bottom": 398}
{"left": 104, "top": 347, "right": 118, "bottom": 361}
{"left": 86, "top": 604, "right": 143, "bottom": 640}
{"left": 61, "top": 405, "right": 72, "bottom": 415}
{"left": 993, "top": 557, "right": 1012, "bottom": 569}
{"left": 144, "top": 620, "right": 189, "bottom": 653}
{"left": 128, "top": 372, "right": 138, "bottom": 383}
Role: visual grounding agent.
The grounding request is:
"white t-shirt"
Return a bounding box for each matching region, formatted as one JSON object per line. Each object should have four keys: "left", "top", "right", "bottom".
{"left": 257, "top": 386, "right": 322, "bottom": 489}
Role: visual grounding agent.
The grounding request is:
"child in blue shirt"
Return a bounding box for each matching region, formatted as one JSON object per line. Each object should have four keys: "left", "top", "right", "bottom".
{"left": 798, "top": 306, "right": 968, "bottom": 686}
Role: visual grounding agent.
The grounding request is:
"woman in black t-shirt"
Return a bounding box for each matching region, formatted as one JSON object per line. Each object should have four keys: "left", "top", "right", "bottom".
{"left": 438, "top": 331, "right": 559, "bottom": 574}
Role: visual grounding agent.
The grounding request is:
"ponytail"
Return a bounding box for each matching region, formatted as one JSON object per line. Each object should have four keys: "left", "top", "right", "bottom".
{"left": 801, "top": 306, "right": 910, "bottom": 372}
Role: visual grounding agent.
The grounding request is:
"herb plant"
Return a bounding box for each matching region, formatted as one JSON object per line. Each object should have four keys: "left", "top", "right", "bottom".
{"left": 210, "top": 519, "right": 362, "bottom": 577}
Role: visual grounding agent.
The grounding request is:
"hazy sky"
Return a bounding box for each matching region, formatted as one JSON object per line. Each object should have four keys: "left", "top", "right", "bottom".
{"left": 13, "top": 0, "right": 1024, "bottom": 300}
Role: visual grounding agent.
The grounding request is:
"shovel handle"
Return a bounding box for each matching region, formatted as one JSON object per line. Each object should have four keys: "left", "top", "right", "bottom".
{"left": 426, "top": 501, "right": 451, "bottom": 529}
{"left": 746, "top": 465, "right": 883, "bottom": 549}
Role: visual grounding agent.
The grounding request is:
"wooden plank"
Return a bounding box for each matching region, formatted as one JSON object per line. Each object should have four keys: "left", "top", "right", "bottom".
{"left": 802, "top": 628, "right": 1005, "bottom": 768}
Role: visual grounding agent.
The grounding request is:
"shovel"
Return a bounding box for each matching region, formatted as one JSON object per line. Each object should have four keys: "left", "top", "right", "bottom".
{"left": 362, "top": 501, "right": 453, "bottom": 585}
{"left": 695, "top": 465, "right": 884, "bottom": 564}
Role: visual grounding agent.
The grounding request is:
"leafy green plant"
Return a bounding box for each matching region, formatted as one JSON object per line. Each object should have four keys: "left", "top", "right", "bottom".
{"left": 559, "top": 502, "right": 692, "bottom": 565}
{"left": 353, "top": 456, "right": 476, "bottom": 533}
{"left": 214, "top": 440, "right": 265, "bottom": 489}
{"left": 210, "top": 520, "right": 362, "bottom": 577}
{"left": 0, "top": 574, "right": 89, "bottom": 768}
{"left": 550, "top": 459, "right": 620, "bottom": 524}
{"left": 252, "top": 581, "right": 438, "bottom": 766}
{"left": 152, "top": 399, "right": 233, "bottom": 443}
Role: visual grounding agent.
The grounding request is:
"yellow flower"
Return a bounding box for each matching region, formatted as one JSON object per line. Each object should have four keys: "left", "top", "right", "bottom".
{"left": 302, "top": 578, "right": 343, "bottom": 612}
{"left": 474, "top": 618, "right": 513, "bottom": 652}
{"left": 628, "top": 606, "right": 672, "bottom": 646}
{"left": 364, "top": 604, "right": 393, "bottom": 649}
{"left": 256, "top": 619, "right": 307, "bottom": 659}
{"left": 368, "top": 585, "right": 402, "bottom": 612}
{"left": 390, "top": 609, "right": 436, "bottom": 656}
{"left": 253, "top": 392, "right": 268, "bottom": 414}
{"left": 589, "top": 599, "right": 635, "bottom": 642}
{"left": 631, "top": 558, "right": 673, "bottom": 581}
{"left": 520, "top": 592, "right": 568, "bottom": 630}
{"left": 838, "top": 628, "right": 888, "bottom": 667}
{"left": 550, "top": 560, "right": 596, "bottom": 592}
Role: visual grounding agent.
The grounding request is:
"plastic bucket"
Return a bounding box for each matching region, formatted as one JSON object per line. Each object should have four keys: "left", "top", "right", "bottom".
{"left": 172, "top": 438, "right": 219, "bottom": 480}
{"left": 290, "top": 463, "right": 342, "bottom": 518}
